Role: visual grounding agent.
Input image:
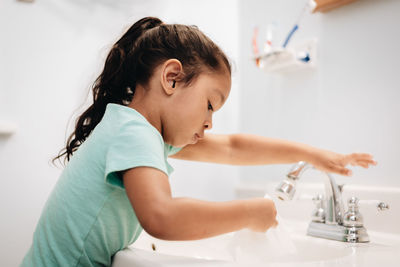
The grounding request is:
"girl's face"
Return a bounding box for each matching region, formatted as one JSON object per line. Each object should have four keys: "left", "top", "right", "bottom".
{"left": 163, "top": 70, "right": 231, "bottom": 147}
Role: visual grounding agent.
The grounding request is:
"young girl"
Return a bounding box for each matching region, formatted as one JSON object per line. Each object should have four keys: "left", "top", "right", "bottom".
{"left": 21, "top": 17, "right": 376, "bottom": 266}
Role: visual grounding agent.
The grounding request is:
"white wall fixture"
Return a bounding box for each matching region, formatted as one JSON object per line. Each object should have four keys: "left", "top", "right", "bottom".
{"left": 255, "top": 38, "right": 317, "bottom": 73}
{"left": 251, "top": 0, "right": 318, "bottom": 74}
{"left": 0, "top": 121, "right": 17, "bottom": 136}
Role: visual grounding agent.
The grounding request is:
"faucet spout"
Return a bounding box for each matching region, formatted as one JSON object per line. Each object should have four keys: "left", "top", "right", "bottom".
{"left": 276, "top": 161, "right": 345, "bottom": 225}
{"left": 321, "top": 172, "right": 344, "bottom": 225}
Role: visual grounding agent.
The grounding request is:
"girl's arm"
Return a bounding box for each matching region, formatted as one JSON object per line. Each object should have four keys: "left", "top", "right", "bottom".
{"left": 170, "top": 133, "right": 377, "bottom": 176}
{"left": 123, "top": 167, "right": 277, "bottom": 241}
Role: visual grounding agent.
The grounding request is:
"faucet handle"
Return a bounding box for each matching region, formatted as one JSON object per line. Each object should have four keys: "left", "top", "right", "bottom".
{"left": 343, "top": 197, "right": 364, "bottom": 227}
{"left": 377, "top": 202, "right": 390, "bottom": 211}
{"left": 358, "top": 199, "right": 390, "bottom": 211}
{"left": 311, "top": 194, "right": 325, "bottom": 223}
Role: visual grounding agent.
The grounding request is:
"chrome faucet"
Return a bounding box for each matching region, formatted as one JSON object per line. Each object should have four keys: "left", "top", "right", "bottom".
{"left": 276, "top": 161, "right": 371, "bottom": 243}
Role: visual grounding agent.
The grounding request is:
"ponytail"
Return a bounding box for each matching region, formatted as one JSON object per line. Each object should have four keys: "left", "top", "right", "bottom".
{"left": 54, "top": 16, "right": 231, "bottom": 165}
{"left": 53, "top": 17, "right": 163, "bottom": 164}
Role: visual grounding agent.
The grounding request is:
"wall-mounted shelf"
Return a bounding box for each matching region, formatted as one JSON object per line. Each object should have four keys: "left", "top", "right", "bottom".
{"left": 0, "top": 121, "right": 17, "bottom": 136}
{"left": 312, "top": 0, "right": 359, "bottom": 13}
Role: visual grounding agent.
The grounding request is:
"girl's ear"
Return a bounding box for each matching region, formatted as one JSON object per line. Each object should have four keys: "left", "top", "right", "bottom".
{"left": 160, "top": 59, "right": 183, "bottom": 95}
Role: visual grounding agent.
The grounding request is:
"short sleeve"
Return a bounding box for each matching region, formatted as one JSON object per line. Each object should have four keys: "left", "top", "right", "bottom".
{"left": 105, "top": 122, "right": 168, "bottom": 189}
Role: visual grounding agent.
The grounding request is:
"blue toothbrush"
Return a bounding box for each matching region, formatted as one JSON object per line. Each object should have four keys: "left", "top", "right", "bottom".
{"left": 282, "top": 0, "right": 316, "bottom": 48}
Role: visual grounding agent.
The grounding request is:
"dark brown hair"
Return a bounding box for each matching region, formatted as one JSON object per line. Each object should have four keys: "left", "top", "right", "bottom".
{"left": 53, "top": 17, "right": 231, "bottom": 164}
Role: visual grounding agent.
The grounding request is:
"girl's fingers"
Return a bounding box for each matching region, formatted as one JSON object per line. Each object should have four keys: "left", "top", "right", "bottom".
{"left": 356, "top": 161, "right": 369, "bottom": 168}
{"left": 357, "top": 154, "right": 376, "bottom": 164}
{"left": 349, "top": 153, "right": 371, "bottom": 160}
{"left": 344, "top": 168, "right": 352, "bottom": 176}
{"left": 355, "top": 159, "right": 377, "bottom": 168}
{"left": 352, "top": 153, "right": 373, "bottom": 159}
{"left": 317, "top": 152, "right": 376, "bottom": 176}
{"left": 332, "top": 164, "right": 352, "bottom": 176}
{"left": 338, "top": 153, "right": 377, "bottom": 175}
{"left": 346, "top": 153, "right": 377, "bottom": 167}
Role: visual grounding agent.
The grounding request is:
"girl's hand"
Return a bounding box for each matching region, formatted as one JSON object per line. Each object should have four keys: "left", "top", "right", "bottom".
{"left": 309, "top": 149, "right": 377, "bottom": 176}
{"left": 246, "top": 198, "right": 278, "bottom": 232}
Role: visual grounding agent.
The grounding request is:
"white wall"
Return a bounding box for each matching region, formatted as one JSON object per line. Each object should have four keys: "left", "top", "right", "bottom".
{"left": 4, "top": 0, "right": 399, "bottom": 265}
{"left": 237, "top": 0, "right": 400, "bottom": 188}
{"left": 0, "top": 0, "right": 239, "bottom": 266}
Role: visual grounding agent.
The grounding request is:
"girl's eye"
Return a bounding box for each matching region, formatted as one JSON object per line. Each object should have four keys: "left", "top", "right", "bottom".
{"left": 208, "top": 101, "right": 214, "bottom": 111}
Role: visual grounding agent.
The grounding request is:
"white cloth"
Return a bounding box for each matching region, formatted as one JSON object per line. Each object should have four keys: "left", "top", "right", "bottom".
{"left": 227, "top": 194, "right": 297, "bottom": 263}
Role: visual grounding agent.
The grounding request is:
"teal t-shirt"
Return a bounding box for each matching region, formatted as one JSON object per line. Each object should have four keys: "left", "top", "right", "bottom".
{"left": 21, "top": 103, "right": 182, "bottom": 267}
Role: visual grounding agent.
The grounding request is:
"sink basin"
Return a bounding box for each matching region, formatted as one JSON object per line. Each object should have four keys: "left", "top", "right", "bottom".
{"left": 128, "top": 231, "right": 352, "bottom": 262}
{"left": 112, "top": 221, "right": 400, "bottom": 267}
{"left": 112, "top": 184, "right": 400, "bottom": 267}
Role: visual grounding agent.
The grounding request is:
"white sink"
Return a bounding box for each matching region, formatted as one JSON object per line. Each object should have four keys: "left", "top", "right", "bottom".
{"left": 112, "top": 184, "right": 400, "bottom": 267}
{"left": 112, "top": 222, "right": 400, "bottom": 267}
